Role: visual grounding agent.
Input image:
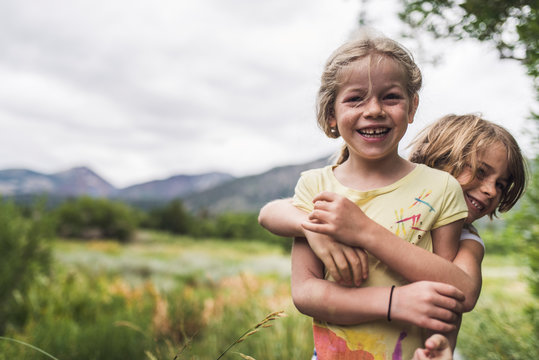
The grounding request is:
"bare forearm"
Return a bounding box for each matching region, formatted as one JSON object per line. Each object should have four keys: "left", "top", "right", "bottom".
{"left": 357, "top": 220, "right": 476, "bottom": 308}
{"left": 258, "top": 198, "right": 306, "bottom": 237}
{"left": 292, "top": 278, "right": 388, "bottom": 324}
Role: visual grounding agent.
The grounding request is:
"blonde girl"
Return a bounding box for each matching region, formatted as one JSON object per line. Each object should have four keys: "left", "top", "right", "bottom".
{"left": 295, "top": 114, "right": 527, "bottom": 352}
{"left": 261, "top": 34, "right": 471, "bottom": 359}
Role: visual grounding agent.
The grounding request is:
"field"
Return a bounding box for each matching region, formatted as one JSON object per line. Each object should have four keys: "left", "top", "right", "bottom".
{"left": 1, "top": 230, "right": 536, "bottom": 359}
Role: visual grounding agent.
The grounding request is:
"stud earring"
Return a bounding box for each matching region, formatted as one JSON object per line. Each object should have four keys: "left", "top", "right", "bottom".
{"left": 330, "top": 127, "right": 339, "bottom": 136}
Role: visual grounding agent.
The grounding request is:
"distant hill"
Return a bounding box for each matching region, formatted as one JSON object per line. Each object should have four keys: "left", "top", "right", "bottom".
{"left": 0, "top": 156, "right": 332, "bottom": 213}
{"left": 116, "top": 172, "right": 235, "bottom": 201}
{"left": 0, "top": 167, "right": 235, "bottom": 204}
{"left": 0, "top": 166, "right": 115, "bottom": 197}
{"left": 183, "top": 156, "right": 332, "bottom": 214}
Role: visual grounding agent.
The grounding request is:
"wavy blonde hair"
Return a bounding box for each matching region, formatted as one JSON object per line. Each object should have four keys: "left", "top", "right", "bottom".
{"left": 317, "top": 34, "right": 422, "bottom": 164}
{"left": 409, "top": 114, "right": 528, "bottom": 217}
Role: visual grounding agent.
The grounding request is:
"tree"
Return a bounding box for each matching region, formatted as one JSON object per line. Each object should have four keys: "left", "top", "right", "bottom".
{"left": 399, "top": 1, "right": 538, "bottom": 77}
{"left": 148, "top": 199, "right": 192, "bottom": 235}
{"left": 54, "top": 197, "right": 139, "bottom": 242}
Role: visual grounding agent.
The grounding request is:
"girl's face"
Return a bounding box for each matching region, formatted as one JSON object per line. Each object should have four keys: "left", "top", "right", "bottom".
{"left": 330, "top": 55, "right": 417, "bottom": 163}
{"left": 456, "top": 142, "right": 509, "bottom": 224}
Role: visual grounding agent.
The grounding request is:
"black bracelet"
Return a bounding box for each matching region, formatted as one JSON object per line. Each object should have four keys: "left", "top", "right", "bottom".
{"left": 387, "top": 285, "right": 395, "bottom": 322}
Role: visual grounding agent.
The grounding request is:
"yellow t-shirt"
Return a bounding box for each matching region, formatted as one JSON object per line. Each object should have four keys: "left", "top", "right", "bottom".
{"left": 292, "top": 164, "right": 468, "bottom": 360}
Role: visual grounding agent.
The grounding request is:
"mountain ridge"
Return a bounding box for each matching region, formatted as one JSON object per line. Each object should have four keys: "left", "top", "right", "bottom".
{"left": 0, "top": 156, "right": 332, "bottom": 213}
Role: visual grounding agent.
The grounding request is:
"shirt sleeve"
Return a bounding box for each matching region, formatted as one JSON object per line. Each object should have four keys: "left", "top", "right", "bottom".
{"left": 461, "top": 224, "right": 485, "bottom": 249}
{"left": 432, "top": 173, "right": 468, "bottom": 229}
{"left": 292, "top": 170, "right": 319, "bottom": 213}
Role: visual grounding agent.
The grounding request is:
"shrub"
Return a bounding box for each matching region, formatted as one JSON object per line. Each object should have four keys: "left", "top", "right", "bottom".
{"left": 54, "top": 197, "right": 139, "bottom": 242}
{"left": 146, "top": 199, "right": 192, "bottom": 235}
{"left": 0, "top": 200, "right": 52, "bottom": 334}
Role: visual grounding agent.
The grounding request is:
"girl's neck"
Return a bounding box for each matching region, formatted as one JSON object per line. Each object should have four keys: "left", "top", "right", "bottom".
{"left": 333, "top": 153, "right": 416, "bottom": 191}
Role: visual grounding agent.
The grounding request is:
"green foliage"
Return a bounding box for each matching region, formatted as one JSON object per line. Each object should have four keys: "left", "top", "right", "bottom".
{"left": 475, "top": 215, "right": 527, "bottom": 254}
{"left": 144, "top": 199, "right": 292, "bottom": 251}
{"left": 0, "top": 200, "right": 52, "bottom": 335}
{"left": 399, "top": 0, "right": 538, "bottom": 79}
{"left": 459, "top": 307, "right": 539, "bottom": 360}
{"left": 54, "top": 196, "right": 140, "bottom": 242}
{"left": 511, "top": 156, "right": 539, "bottom": 296}
{"left": 0, "top": 269, "right": 156, "bottom": 360}
{"left": 0, "top": 259, "right": 313, "bottom": 360}
{"left": 145, "top": 199, "right": 192, "bottom": 235}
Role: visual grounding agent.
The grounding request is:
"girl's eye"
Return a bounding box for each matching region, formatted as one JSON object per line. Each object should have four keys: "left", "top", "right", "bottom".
{"left": 476, "top": 167, "right": 486, "bottom": 179}
{"left": 496, "top": 181, "right": 507, "bottom": 191}
{"left": 345, "top": 96, "right": 363, "bottom": 103}
{"left": 384, "top": 93, "right": 402, "bottom": 100}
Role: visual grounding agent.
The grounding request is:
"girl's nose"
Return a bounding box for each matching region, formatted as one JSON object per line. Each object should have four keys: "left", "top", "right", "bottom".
{"left": 363, "top": 97, "right": 383, "bottom": 118}
{"left": 481, "top": 180, "right": 497, "bottom": 198}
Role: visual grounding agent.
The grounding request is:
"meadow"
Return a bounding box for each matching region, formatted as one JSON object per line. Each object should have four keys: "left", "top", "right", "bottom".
{"left": 0, "top": 229, "right": 536, "bottom": 360}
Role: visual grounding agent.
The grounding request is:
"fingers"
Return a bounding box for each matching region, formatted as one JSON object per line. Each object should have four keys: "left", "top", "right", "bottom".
{"left": 331, "top": 248, "right": 353, "bottom": 285}
{"left": 312, "top": 191, "right": 339, "bottom": 203}
{"left": 393, "top": 283, "right": 463, "bottom": 332}
{"left": 342, "top": 246, "right": 363, "bottom": 286}
{"left": 434, "top": 282, "right": 465, "bottom": 302}
{"left": 315, "top": 248, "right": 343, "bottom": 284}
{"left": 425, "top": 334, "right": 451, "bottom": 351}
{"left": 356, "top": 248, "right": 369, "bottom": 280}
{"left": 301, "top": 221, "right": 331, "bottom": 235}
{"left": 412, "top": 348, "right": 430, "bottom": 360}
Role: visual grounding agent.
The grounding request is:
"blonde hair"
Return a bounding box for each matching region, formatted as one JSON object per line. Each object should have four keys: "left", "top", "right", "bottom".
{"left": 409, "top": 114, "right": 528, "bottom": 217}
{"left": 317, "top": 34, "right": 422, "bottom": 164}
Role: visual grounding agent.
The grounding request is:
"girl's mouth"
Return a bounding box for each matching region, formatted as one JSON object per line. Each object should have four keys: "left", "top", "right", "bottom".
{"left": 357, "top": 128, "right": 390, "bottom": 138}
{"left": 467, "top": 194, "right": 485, "bottom": 212}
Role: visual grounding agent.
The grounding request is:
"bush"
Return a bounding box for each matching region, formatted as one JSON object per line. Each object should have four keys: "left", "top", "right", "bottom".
{"left": 0, "top": 200, "right": 52, "bottom": 334}
{"left": 145, "top": 199, "right": 192, "bottom": 235}
{"left": 54, "top": 197, "right": 139, "bottom": 242}
{"left": 143, "top": 200, "right": 292, "bottom": 250}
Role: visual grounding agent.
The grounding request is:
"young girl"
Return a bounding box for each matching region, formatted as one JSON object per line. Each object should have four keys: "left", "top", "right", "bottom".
{"left": 260, "top": 113, "right": 527, "bottom": 357}
{"left": 262, "top": 34, "right": 471, "bottom": 358}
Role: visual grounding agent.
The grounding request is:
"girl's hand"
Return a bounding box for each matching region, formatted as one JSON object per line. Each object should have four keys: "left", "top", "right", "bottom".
{"left": 392, "top": 281, "right": 465, "bottom": 333}
{"left": 304, "top": 229, "right": 368, "bottom": 287}
{"left": 302, "top": 191, "right": 370, "bottom": 247}
{"left": 413, "top": 334, "right": 453, "bottom": 360}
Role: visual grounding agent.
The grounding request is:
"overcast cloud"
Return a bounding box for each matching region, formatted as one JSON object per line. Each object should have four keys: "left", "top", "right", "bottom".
{"left": 0, "top": 0, "right": 535, "bottom": 187}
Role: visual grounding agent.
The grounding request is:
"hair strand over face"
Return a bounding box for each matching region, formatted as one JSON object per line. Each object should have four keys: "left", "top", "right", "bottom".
{"left": 316, "top": 35, "right": 422, "bottom": 165}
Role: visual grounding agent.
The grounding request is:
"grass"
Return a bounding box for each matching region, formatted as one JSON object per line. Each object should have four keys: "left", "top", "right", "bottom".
{"left": 1, "top": 231, "right": 535, "bottom": 359}
{"left": 458, "top": 254, "right": 537, "bottom": 360}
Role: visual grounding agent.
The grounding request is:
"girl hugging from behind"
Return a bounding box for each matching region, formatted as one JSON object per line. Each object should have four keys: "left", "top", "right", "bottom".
{"left": 258, "top": 32, "right": 527, "bottom": 360}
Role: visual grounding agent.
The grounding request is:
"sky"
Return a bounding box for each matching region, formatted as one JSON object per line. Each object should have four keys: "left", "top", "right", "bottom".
{"left": 0, "top": 0, "right": 536, "bottom": 188}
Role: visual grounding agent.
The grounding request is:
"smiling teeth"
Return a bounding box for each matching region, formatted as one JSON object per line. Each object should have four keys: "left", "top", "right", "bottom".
{"left": 469, "top": 198, "right": 484, "bottom": 210}
{"left": 359, "top": 128, "right": 389, "bottom": 137}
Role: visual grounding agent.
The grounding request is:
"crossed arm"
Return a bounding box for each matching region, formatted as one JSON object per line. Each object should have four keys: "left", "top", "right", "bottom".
{"left": 259, "top": 193, "right": 484, "bottom": 328}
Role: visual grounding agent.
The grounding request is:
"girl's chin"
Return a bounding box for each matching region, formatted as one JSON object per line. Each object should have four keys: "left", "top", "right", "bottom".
{"left": 465, "top": 210, "right": 482, "bottom": 224}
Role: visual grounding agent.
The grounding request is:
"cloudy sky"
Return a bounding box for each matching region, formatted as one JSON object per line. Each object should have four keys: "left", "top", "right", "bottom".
{"left": 0, "top": 0, "right": 535, "bottom": 188}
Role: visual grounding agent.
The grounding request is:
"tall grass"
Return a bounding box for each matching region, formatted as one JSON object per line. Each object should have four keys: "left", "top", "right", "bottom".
{"left": 0, "top": 233, "right": 314, "bottom": 359}
{"left": 1, "top": 233, "right": 534, "bottom": 359}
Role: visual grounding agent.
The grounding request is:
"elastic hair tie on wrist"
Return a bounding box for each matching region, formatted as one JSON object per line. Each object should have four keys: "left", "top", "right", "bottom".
{"left": 387, "top": 285, "right": 395, "bottom": 322}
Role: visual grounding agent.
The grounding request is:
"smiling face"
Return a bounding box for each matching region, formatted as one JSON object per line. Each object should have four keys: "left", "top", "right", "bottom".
{"left": 456, "top": 142, "right": 510, "bottom": 223}
{"left": 329, "top": 55, "right": 417, "bottom": 163}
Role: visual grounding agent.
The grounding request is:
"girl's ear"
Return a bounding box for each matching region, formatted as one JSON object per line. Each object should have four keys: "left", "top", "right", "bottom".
{"left": 329, "top": 117, "right": 337, "bottom": 128}
{"left": 408, "top": 94, "right": 419, "bottom": 124}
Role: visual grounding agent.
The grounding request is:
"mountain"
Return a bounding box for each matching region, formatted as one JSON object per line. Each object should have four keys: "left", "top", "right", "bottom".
{"left": 117, "top": 172, "right": 235, "bottom": 201}
{"left": 0, "top": 167, "right": 234, "bottom": 203}
{"left": 183, "top": 156, "right": 332, "bottom": 214}
{"left": 0, "top": 166, "right": 115, "bottom": 197}
{"left": 0, "top": 155, "right": 332, "bottom": 213}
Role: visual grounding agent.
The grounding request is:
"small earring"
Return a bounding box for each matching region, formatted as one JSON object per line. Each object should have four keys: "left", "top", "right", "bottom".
{"left": 330, "top": 127, "right": 338, "bottom": 135}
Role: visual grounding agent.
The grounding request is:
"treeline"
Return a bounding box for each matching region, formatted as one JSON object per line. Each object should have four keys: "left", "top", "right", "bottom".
{"left": 13, "top": 196, "right": 289, "bottom": 248}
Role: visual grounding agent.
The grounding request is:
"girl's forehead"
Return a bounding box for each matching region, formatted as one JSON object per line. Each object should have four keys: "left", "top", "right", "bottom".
{"left": 477, "top": 142, "right": 510, "bottom": 175}
{"left": 337, "top": 55, "right": 408, "bottom": 87}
